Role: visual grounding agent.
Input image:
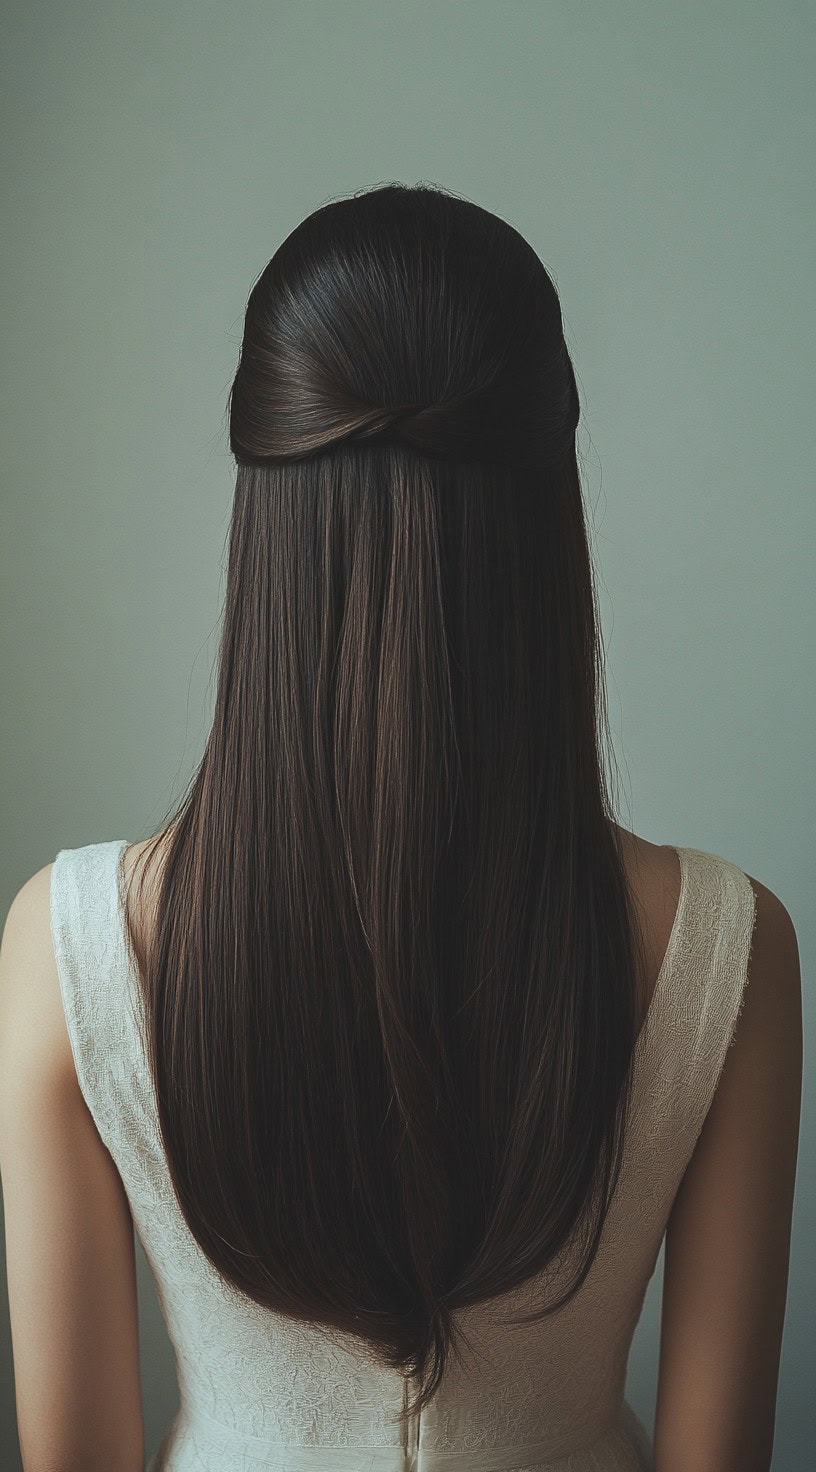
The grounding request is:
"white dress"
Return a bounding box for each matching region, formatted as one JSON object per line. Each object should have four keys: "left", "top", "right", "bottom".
{"left": 49, "top": 839, "right": 756, "bottom": 1471}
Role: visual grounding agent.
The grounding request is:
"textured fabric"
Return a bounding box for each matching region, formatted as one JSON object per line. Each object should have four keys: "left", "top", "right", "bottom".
{"left": 49, "top": 840, "right": 757, "bottom": 1472}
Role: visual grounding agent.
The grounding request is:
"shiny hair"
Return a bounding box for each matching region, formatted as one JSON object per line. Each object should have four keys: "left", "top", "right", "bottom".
{"left": 123, "top": 180, "right": 648, "bottom": 1427}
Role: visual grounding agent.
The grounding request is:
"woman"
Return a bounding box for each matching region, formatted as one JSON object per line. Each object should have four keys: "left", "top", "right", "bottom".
{"left": 0, "top": 181, "right": 802, "bottom": 1472}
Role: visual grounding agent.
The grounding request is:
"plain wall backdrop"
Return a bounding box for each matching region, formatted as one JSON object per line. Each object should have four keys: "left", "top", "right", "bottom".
{"left": 1, "top": 2, "right": 813, "bottom": 1466}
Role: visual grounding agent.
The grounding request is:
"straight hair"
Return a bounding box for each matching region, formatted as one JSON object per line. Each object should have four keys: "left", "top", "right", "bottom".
{"left": 123, "top": 181, "right": 649, "bottom": 1428}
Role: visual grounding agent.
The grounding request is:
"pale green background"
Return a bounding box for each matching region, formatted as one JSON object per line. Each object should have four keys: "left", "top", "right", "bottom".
{"left": 1, "top": 2, "right": 813, "bottom": 1466}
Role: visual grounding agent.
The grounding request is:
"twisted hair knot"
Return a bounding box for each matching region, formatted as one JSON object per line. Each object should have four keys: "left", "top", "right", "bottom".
{"left": 232, "top": 369, "right": 577, "bottom": 474}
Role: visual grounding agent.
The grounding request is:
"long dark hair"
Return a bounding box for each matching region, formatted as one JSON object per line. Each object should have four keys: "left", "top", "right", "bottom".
{"left": 123, "top": 181, "right": 649, "bottom": 1426}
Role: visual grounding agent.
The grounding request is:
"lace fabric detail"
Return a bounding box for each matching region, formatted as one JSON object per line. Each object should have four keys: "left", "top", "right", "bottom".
{"left": 49, "top": 840, "right": 756, "bottom": 1472}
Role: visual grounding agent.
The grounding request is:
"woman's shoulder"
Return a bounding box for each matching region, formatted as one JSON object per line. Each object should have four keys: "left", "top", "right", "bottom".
{"left": 119, "top": 830, "right": 173, "bottom": 961}
{"left": 611, "top": 825, "right": 683, "bottom": 1011}
{"left": 656, "top": 854, "right": 801, "bottom": 1462}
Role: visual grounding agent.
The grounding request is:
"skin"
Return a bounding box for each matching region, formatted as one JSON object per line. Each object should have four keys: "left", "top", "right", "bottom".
{"left": 653, "top": 857, "right": 802, "bottom": 1470}
{"left": 0, "top": 826, "right": 802, "bottom": 1471}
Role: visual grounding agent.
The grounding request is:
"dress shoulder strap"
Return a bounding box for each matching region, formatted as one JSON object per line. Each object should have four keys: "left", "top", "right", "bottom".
{"left": 639, "top": 844, "right": 758, "bottom": 1187}
{"left": 50, "top": 838, "right": 141, "bottom": 1153}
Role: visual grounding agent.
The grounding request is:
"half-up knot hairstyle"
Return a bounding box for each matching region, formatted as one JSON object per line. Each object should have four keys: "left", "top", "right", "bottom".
{"left": 228, "top": 184, "right": 579, "bottom": 471}
{"left": 124, "top": 180, "right": 648, "bottom": 1431}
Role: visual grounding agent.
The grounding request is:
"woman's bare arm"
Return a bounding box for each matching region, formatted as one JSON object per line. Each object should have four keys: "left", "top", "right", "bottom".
{"left": 0, "top": 864, "right": 145, "bottom": 1472}
{"left": 654, "top": 873, "right": 802, "bottom": 1471}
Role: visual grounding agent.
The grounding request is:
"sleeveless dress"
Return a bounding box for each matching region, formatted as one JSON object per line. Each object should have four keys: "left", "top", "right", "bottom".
{"left": 49, "top": 839, "right": 757, "bottom": 1472}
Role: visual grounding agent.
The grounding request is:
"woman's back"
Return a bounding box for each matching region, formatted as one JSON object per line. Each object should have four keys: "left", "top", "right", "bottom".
{"left": 47, "top": 824, "right": 777, "bottom": 1471}
{"left": 122, "top": 824, "right": 682, "bottom": 1044}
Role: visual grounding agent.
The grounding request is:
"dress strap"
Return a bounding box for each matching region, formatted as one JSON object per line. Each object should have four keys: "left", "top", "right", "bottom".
{"left": 50, "top": 838, "right": 137, "bottom": 1151}
{"left": 634, "top": 845, "right": 757, "bottom": 1193}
